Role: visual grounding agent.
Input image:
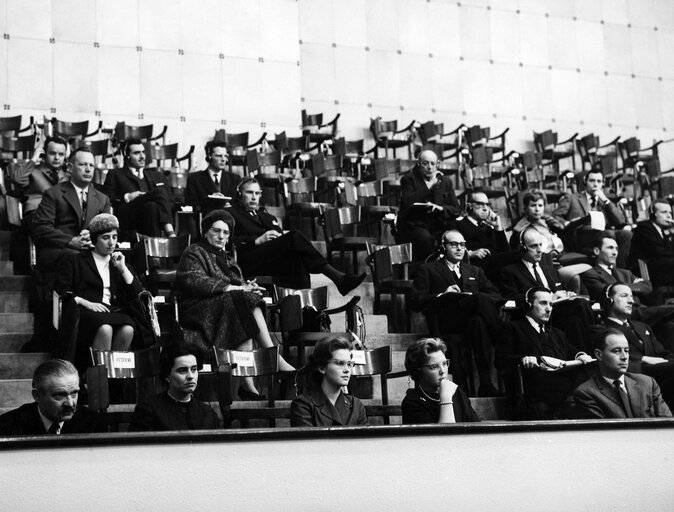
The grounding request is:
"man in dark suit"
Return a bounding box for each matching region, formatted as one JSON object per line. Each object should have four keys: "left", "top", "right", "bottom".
{"left": 0, "top": 359, "right": 105, "bottom": 435}
{"left": 582, "top": 232, "right": 674, "bottom": 348}
{"left": 499, "top": 287, "right": 593, "bottom": 419}
{"left": 397, "top": 149, "right": 461, "bottom": 261}
{"left": 184, "top": 140, "right": 241, "bottom": 216}
{"left": 499, "top": 227, "right": 597, "bottom": 350}
{"left": 31, "top": 148, "right": 111, "bottom": 273}
{"left": 410, "top": 229, "right": 503, "bottom": 396}
{"left": 553, "top": 169, "right": 632, "bottom": 266}
{"left": 102, "top": 137, "right": 176, "bottom": 238}
{"left": 603, "top": 283, "right": 674, "bottom": 408}
{"left": 455, "top": 189, "right": 518, "bottom": 280}
{"left": 227, "top": 177, "right": 365, "bottom": 294}
{"left": 629, "top": 199, "right": 674, "bottom": 286}
{"left": 574, "top": 328, "right": 672, "bottom": 418}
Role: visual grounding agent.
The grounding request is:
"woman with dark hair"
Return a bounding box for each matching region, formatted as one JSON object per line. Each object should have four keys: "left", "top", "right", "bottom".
{"left": 402, "top": 338, "right": 479, "bottom": 424}
{"left": 56, "top": 213, "right": 147, "bottom": 366}
{"left": 129, "top": 344, "right": 220, "bottom": 431}
{"left": 290, "top": 336, "right": 367, "bottom": 427}
{"left": 176, "top": 209, "right": 294, "bottom": 398}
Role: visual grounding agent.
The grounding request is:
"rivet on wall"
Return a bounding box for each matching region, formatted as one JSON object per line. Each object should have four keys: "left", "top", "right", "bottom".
{"left": 136, "top": 46, "right": 143, "bottom": 52}
{"left": 258, "top": 57, "right": 264, "bottom": 62}
{"left": 50, "top": 107, "right": 56, "bottom": 113}
{"left": 95, "top": 111, "right": 101, "bottom": 117}
{"left": 94, "top": 42, "right": 99, "bottom": 48}
{"left": 261, "top": 122, "right": 266, "bottom": 128}
{"left": 3, "top": 105, "right": 10, "bottom": 110}
{"left": 221, "top": 120, "right": 226, "bottom": 125}
{"left": 138, "top": 114, "right": 144, "bottom": 119}
{"left": 178, "top": 49, "right": 184, "bottom": 55}
{"left": 219, "top": 53, "right": 224, "bottom": 59}
{"left": 49, "top": 38, "right": 55, "bottom": 44}
{"left": 2, "top": 34, "right": 9, "bottom": 40}
{"left": 180, "top": 116, "right": 186, "bottom": 122}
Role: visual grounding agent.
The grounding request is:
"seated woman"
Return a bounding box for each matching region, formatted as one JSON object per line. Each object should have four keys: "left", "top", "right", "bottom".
{"left": 511, "top": 189, "right": 591, "bottom": 287}
{"left": 129, "top": 343, "right": 220, "bottom": 431}
{"left": 401, "top": 338, "right": 479, "bottom": 424}
{"left": 176, "top": 209, "right": 294, "bottom": 398}
{"left": 290, "top": 336, "right": 367, "bottom": 427}
{"left": 55, "top": 213, "right": 147, "bottom": 369}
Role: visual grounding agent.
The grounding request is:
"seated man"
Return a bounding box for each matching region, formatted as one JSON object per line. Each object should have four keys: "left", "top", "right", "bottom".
{"left": 0, "top": 359, "right": 105, "bottom": 435}
{"left": 499, "top": 287, "right": 594, "bottom": 420}
{"left": 397, "top": 149, "right": 461, "bottom": 261}
{"left": 499, "top": 227, "right": 596, "bottom": 349}
{"left": 455, "top": 189, "right": 518, "bottom": 280}
{"left": 14, "top": 135, "right": 69, "bottom": 227}
{"left": 602, "top": 283, "right": 674, "bottom": 408}
{"left": 185, "top": 140, "right": 241, "bottom": 216}
{"left": 553, "top": 169, "right": 632, "bottom": 266}
{"left": 410, "top": 229, "right": 503, "bottom": 396}
{"left": 227, "top": 177, "right": 365, "bottom": 294}
{"left": 574, "top": 328, "right": 672, "bottom": 418}
{"left": 102, "top": 137, "right": 176, "bottom": 238}
{"left": 629, "top": 199, "right": 674, "bottom": 286}
{"left": 582, "top": 232, "right": 674, "bottom": 349}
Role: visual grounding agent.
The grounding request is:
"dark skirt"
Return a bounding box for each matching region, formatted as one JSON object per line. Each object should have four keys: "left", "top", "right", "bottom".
{"left": 78, "top": 308, "right": 136, "bottom": 340}
{"left": 179, "top": 290, "right": 265, "bottom": 350}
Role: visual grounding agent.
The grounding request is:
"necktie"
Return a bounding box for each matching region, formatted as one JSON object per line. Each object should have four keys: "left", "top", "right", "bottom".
{"left": 609, "top": 266, "right": 621, "bottom": 281}
{"left": 80, "top": 189, "right": 88, "bottom": 218}
{"left": 47, "top": 422, "right": 60, "bottom": 435}
{"left": 613, "top": 380, "right": 633, "bottom": 418}
{"left": 624, "top": 320, "right": 643, "bottom": 346}
{"left": 213, "top": 174, "right": 219, "bottom": 186}
{"left": 590, "top": 196, "right": 597, "bottom": 209}
{"left": 531, "top": 262, "right": 545, "bottom": 287}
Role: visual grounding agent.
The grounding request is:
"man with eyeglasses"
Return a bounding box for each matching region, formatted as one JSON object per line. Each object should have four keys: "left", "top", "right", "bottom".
{"left": 398, "top": 149, "right": 461, "bottom": 261}
{"left": 410, "top": 229, "right": 503, "bottom": 396}
{"left": 499, "top": 287, "right": 594, "bottom": 420}
{"left": 456, "top": 189, "right": 518, "bottom": 279}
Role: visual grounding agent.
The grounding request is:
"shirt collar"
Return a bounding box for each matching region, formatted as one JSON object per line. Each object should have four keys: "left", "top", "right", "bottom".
{"left": 598, "top": 263, "right": 613, "bottom": 273}
{"left": 526, "top": 315, "right": 545, "bottom": 333}
{"left": 92, "top": 251, "right": 110, "bottom": 266}
{"left": 607, "top": 316, "right": 627, "bottom": 326}
{"left": 602, "top": 374, "right": 626, "bottom": 388}
{"left": 466, "top": 215, "right": 479, "bottom": 227}
{"left": 37, "top": 406, "right": 63, "bottom": 434}
{"left": 71, "top": 182, "right": 88, "bottom": 196}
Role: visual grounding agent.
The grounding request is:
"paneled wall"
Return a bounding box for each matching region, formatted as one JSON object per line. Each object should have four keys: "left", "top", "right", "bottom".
{"left": 1, "top": 0, "right": 674, "bottom": 169}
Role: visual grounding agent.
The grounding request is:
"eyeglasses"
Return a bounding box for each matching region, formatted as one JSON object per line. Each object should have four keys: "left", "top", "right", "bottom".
{"left": 443, "top": 241, "right": 466, "bottom": 248}
{"left": 470, "top": 201, "right": 491, "bottom": 208}
{"left": 330, "top": 359, "right": 356, "bottom": 369}
{"left": 422, "top": 360, "right": 450, "bottom": 371}
{"left": 419, "top": 160, "right": 438, "bottom": 167}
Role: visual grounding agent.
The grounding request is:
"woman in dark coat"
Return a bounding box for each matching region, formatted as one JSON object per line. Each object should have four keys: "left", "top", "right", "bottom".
{"left": 129, "top": 343, "right": 220, "bottom": 431}
{"left": 290, "top": 336, "right": 367, "bottom": 427}
{"left": 176, "top": 210, "right": 294, "bottom": 396}
{"left": 401, "top": 338, "right": 479, "bottom": 424}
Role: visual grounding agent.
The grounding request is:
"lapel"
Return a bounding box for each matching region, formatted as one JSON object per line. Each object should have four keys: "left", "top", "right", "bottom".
{"left": 624, "top": 375, "right": 643, "bottom": 417}
{"left": 83, "top": 251, "right": 104, "bottom": 290}
{"left": 124, "top": 167, "right": 144, "bottom": 189}
{"left": 522, "top": 320, "right": 545, "bottom": 354}
{"left": 435, "top": 260, "right": 459, "bottom": 288}
{"left": 517, "top": 260, "right": 537, "bottom": 288}
{"left": 309, "top": 390, "right": 345, "bottom": 425}
{"left": 459, "top": 262, "right": 473, "bottom": 291}
{"left": 594, "top": 265, "right": 615, "bottom": 285}
{"left": 62, "top": 182, "right": 84, "bottom": 223}
{"left": 578, "top": 193, "right": 589, "bottom": 215}
{"left": 83, "top": 187, "right": 105, "bottom": 226}
{"left": 203, "top": 170, "right": 218, "bottom": 194}
{"left": 594, "top": 374, "right": 624, "bottom": 410}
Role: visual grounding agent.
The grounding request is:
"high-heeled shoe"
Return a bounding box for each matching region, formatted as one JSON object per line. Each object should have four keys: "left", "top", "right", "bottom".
{"left": 238, "top": 388, "right": 266, "bottom": 401}
{"left": 337, "top": 272, "right": 367, "bottom": 295}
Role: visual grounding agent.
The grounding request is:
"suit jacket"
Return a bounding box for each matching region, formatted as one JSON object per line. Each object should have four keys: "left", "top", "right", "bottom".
{"left": 15, "top": 161, "right": 62, "bottom": 214}
{"left": 0, "top": 402, "right": 106, "bottom": 435}
{"left": 574, "top": 372, "right": 672, "bottom": 418}
{"left": 227, "top": 202, "right": 282, "bottom": 250}
{"left": 553, "top": 191, "right": 626, "bottom": 228}
{"left": 129, "top": 392, "right": 220, "bottom": 431}
{"left": 290, "top": 389, "right": 367, "bottom": 427}
{"left": 410, "top": 259, "right": 501, "bottom": 312}
{"left": 401, "top": 386, "right": 480, "bottom": 423}
{"left": 398, "top": 167, "right": 460, "bottom": 232}
{"left": 31, "top": 181, "right": 111, "bottom": 269}
{"left": 498, "top": 259, "right": 564, "bottom": 303}
{"left": 604, "top": 318, "right": 673, "bottom": 373}
{"left": 184, "top": 169, "right": 241, "bottom": 213}
{"left": 580, "top": 265, "right": 652, "bottom": 302}
{"left": 456, "top": 216, "right": 509, "bottom": 254}
{"left": 629, "top": 220, "right": 674, "bottom": 267}
{"left": 101, "top": 167, "right": 167, "bottom": 208}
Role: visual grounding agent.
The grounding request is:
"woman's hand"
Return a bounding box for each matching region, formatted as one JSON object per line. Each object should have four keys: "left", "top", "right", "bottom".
{"left": 242, "top": 280, "right": 265, "bottom": 295}
{"left": 438, "top": 378, "right": 458, "bottom": 402}
{"left": 110, "top": 251, "right": 127, "bottom": 271}
{"left": 80, "top": 299, "right": 110, "bottom": 313}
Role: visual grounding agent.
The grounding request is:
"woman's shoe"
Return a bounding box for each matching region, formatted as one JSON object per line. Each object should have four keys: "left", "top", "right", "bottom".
{"left": 337, "top": 272, "right": 367, "bottom": 295}
{"left": 238, "top": 388, "right": 266, "bottom": 401}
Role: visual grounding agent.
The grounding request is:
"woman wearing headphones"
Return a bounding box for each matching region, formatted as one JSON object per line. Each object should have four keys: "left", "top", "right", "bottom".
{"left": 176, "top": 209, "right": 295, "bottom": 399}
{"left": 401, "top": 338, "right": 479, "bottom": 424}
{"left": 226, "top": 177, "right": 365, "bottom": 294}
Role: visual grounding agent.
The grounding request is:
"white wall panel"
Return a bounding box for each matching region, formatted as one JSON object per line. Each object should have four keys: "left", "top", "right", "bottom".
{"left": 606, "top": 74, "right": 636, "bottom": 127}
{"left": 6, "top": 0, "right": 51, "bottom": 39}
{"left": 329, "top": 103, "right": 370, "bottom": 140}
{"left": 399, "top": 54, "right": 431, "bottom": 110}
{"left": 365, "top": 0, "right": 399, "bottom": 51}
{"left": 550, "top": 68, "right": 580, "bottom": 122}
{"left": 398, "top": 0, "right": 429, "bottom": 55}
{"left": 53, "top": 42, "right": 97, "bottom": 113}
{"left": 178, "top": 0, "right": 222, "bottom": 54}
{"left": 333, "top": 0, "right": 367, "bottom": 48}
{"left": 431, "top": 56, "right": 464, "bottom": 113}
{"left": 653, "top": 0, "right": 674, "bottom": 30}
{"left": 546, "top": 0, "right": 574, "bottom": 19}
{"left": 140, "top": 50, "right": 183, "bottom": 118}
{"left": 138, "top": 0, "right": 181, "bottom": 50}
{"left": 520, "top": 67, "right": 552, "bottom": 121}
{"left": 627, "top": 0, "right": 657, "bottom": 29}
{"left": 261, "top": 61, "right": 302, "bottom": 126}
{"left": 634, "top": 77, "right": 663, "bottom": 129}
{"left": 96, "top": 0, "right": 138, "bottom": 48}
{"left": 221, "top": 58, "right": 263, "bottom": 123}
{"left": 182, "top": 53, "right": 223, "bottom": 121}
{"left": 548, "top": 17, "right": 577, "bottom": 70}
{"left": 460, "top": 5, "right": 491, "bottom": 61}
{"left": 367, "top": 50, "right": 400, "bottom": 107}
{"left": 490, "top": 9, "right": 520, "bottom": 65}
{"left": 576, "top": 20, "right": 605, "bottom": 72}
{"left": 578, "top": 72, "right": 608, "bottom": 125}
{"left": 0, "top": 39, "right": 7, "bottom": 104}
{"left": 221, "top": 0, "right": 261, "bottom": 59}
{"left": 52, "top": 0, "right": 96, "bottom": 44}
{"left": 574, "top": 1, "right": 603, "bottom": 23}
{"left": 300, "top": 44, "right": 335, "bottom": 102}
{"left": 491, "top": 63, "right": 522, "bottom": 118}
{"left": 461, "top": 61, "right": 494, "bottom": 116}
{"left": 428, "top": 2, "right": 461, "bottom": 59}
{"left": 97, "top": 46, "right": 140, "bottom": 116}
{"left": 519, "top": 13, "right": 548, "bottom": 67}
{"left": 7, "top": 38, "right": 52, "bottom": 110}
{"left": 661, "top": 81, "right": 674, "bottom": 131}
{"left": 603, "top": 23, "right": 632, "bottom": 76}
{"left": 334, "top": 47, "right": 368, "bottom": 104}
{"left": 260, "top": 0, "right": 300, "bottom": 62}
{"left": 517, "top": 0, "right": 546, "bottom": 15}
{"left": 602, "top": 0, "right": 630, "bottom": 26}
{"left": 299, "top": 0, "right": 333, "bottom": 44}
{"left": 630, "top": 26, "right": 659, "bottom": 78}
{"left": 657, "top": 30, "right": 674, "bottom": 80}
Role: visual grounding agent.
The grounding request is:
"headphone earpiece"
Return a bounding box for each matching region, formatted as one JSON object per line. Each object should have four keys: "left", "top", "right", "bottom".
{"left": 518, "top": 228, "right": 528, "bottom": 254}
{"left": 604, "top": 283, "right": 616, "bottom": 307}
{"left": 236, "top": 177, "right": 257, "bottom": 200}
{"left": 524, "top": 287, "right": 535, "bottom": 312}
{"left": 205, "top": 142, "right": 213, "bottom": 163}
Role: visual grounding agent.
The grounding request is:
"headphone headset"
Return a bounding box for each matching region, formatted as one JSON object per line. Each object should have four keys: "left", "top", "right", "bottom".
{"left": 524, "top": 286, "right": 552, "bottom": 313}
{"left": 236, "top": 176, "right": 258, "bottom": 199}
{"left": 519, "top": 227, "right": 532, "bottom": 254}
{"left": 604, "top": 282, "right": 617, "bottom": 308}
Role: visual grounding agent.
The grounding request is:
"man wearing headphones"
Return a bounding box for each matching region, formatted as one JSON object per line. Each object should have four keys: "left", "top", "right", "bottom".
{"left": 553, "top": 168, "right": 632, "bottom": 266}
{"left": 14, "top": 135, "right": 70, "bottom": 228}
{"left": 102, "top": 137, "right": 176, "bottom": 238}
{"left": 226, "top": 177, "right": 366, "bottom": 294}
{"left": 498, "top": 286, "right": 593, "bottom": 419}
{"left": 499, "top": 227, "right": 596, "bottom": 349}
{"left": 602, "top": 283, "right": 674, "bottom": 408}
{"left": 410, "top": 229, "right": 503, "bottom": 396}
{"left": 185, "top": 140, "right": 241, "bottom": 216}
{"left": 629, "top": 199, "right": 674, "bottom": 286}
